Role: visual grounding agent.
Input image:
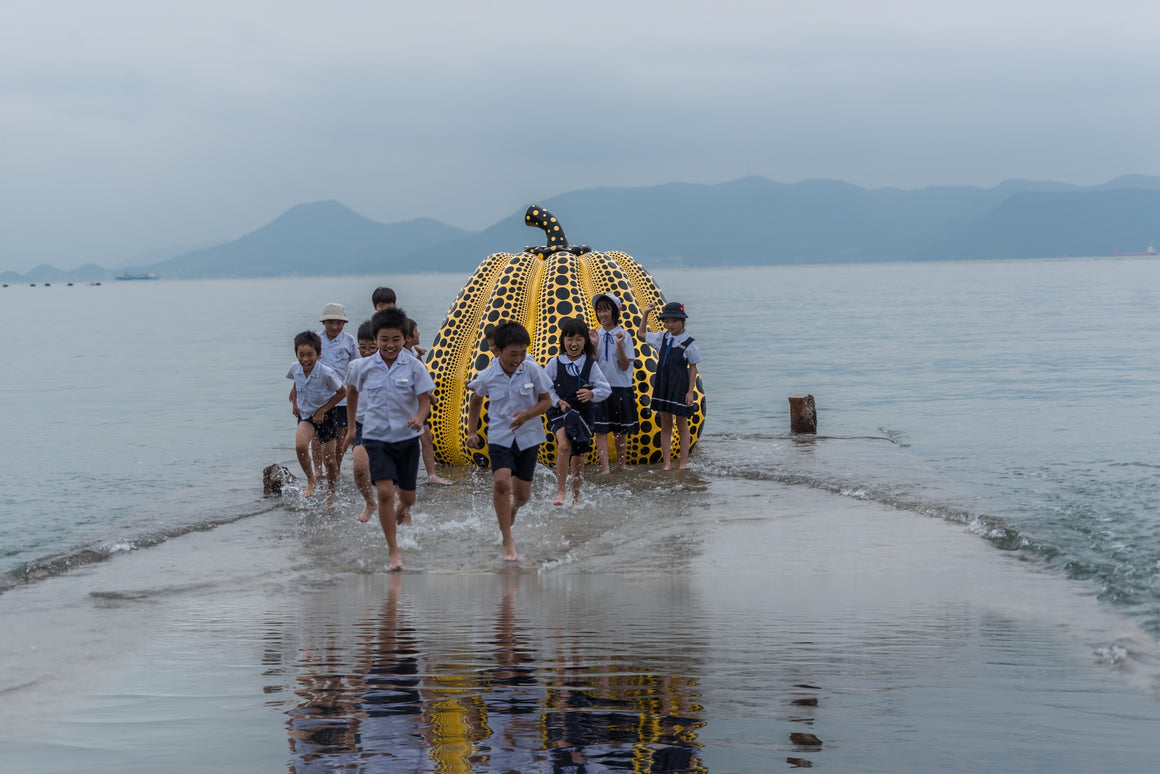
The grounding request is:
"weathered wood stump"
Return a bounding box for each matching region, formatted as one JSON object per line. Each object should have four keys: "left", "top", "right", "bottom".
{"left": 788, "top": 394, "right": 817, "bottom": 434}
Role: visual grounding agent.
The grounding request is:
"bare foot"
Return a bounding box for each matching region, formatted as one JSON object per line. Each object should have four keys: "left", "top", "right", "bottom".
{"left": 387, "top": 551, "right": 403, "bottom": 572}
{"left": 617, "top": 462, "right": 629, "bottom": 471}
{"left": 302, "top": 479, "right": 317, "bottom": 498}
{"left": 355, "top": 504, "right": 375, "bottom": 523}
{"left": 396, "top": 507, "right": 413, "bottom": 526}
{"left": 662, "top": 463, "right": 672, "bottom": 471}
{"left": 552, "top": 491, "right": 565, "bottom": 506}
{"left": 426, "top": 474, "right": 453, "bottom": 486}
{"left": 502, "top": 537, "right": 519, "bottom": 561}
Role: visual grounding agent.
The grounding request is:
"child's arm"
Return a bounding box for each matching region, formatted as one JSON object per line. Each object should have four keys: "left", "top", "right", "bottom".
{"left": 312, "top": 386, "right": 347, "bottom": 423}
{"left": 344, "top": 385, "right": 360, "bottom": 449}
{"left": 685, "top": 363, "right": 699, "bottom": 406}
{"left": 289, "top": 384, "right": 299, "bottom": 416}
{"left": 466, "top": 394, "right": 484, "bottom": 449}
{"left": 637, "top": 304, "right": 655, "bottom": 340}
{"left": 615, "top": 330, "right": 632, "bottom": 371}
{"left": 510, "top": 392, "right": 552, "bottom": 430}
{"left": 408, "top": 391, "right": 432, "bottom": 432}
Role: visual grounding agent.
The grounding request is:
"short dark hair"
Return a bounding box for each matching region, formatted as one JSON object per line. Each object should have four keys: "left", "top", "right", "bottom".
{"left": 356, "top": 320, "right": 373, "bottom": 342}
{"left": 558, "top": 316, "right": 595, "bottom": 358}
{"left": 371, "top": 307, "right": 408, "bottom": 338}
{"left": 294, "top": 330, "right": 321, "bottom": 354}
{"left": 492, "top": 320, "right": 530, "bottom": 351}
{"left": 371, "top": 287, "right": 396, "bottom": 307}
{"left": 404, "top": 317, "right": 418, "bottom": 338}
{"left": 594, "top": 295, "right": 620, "bottom": 325}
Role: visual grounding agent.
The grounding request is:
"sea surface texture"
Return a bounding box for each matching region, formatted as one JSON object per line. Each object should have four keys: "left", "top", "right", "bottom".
{"left": 1, "top": 258, "right": 1159, "bottom": 771}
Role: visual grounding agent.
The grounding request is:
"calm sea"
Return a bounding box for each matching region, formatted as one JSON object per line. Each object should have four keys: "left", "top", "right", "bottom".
{"left": 2, "top": 258, "right": 1159, "bottom": 770}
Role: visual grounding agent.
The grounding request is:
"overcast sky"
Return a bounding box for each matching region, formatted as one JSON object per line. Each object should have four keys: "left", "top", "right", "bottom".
{"left": 3, "top": 0, "right": 1158, "bottom": 272}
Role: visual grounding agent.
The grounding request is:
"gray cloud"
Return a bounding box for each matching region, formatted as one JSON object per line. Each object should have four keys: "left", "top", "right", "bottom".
{"left": 2, "top": 0, "right": 1158, "bottom": 271}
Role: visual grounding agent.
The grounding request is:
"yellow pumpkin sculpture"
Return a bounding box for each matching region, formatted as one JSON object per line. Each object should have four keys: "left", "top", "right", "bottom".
{"left": 426, "top": 205, "right": 706, "bottom": 467}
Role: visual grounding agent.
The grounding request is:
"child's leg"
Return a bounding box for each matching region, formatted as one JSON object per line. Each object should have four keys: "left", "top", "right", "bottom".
{"left": 510, "top": 476, "right": 532, "bottom": 524}
{"left": 569, "top": 454, "right": 584, "bottom": 505}
{"left": 309, "top": 436, "right": 323, "bottom": 479}
{"left": 321, "top": 439, "right": 339, "bottom": 505}
{"left": 492, "top": 469, "right": 520, "bottom": 561}
{"left": 295, "top": 422, "right": 319, "bottom": 497}
{"left": 595, "top": 432, "right": 611, "bottom": 474}
{"left": 375, "top": 478, "right": 403, "bottom": 571}
{"left": 395, "top": 488, "right": 416, "bottom": 526}
{"left": 421, "top": 428, "right": 452, "bottom": 485}
{"left": 614, "top": 433, "right": 629, "bottom": 470}
{"left": 658, "top": 412, "right": 674, "bottom": 470}
{"left": 552, "top": 428, "right": 571, "bottom": 506}
{"left": 676, "top": 415, "right": 692, "bottom": 469}
{"left": 352, "top": 445, "right": 375, "bottom": 522}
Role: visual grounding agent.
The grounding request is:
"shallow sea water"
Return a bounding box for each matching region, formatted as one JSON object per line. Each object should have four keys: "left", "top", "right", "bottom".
{"left": 2, "top": 258, "right": 1160, "bottom": 770}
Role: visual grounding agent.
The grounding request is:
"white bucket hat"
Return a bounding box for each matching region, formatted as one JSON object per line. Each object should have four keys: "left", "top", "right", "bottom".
{"left": 592, "top": 293, "right": 622, "bottom": 311}
{"left": 320, "top": 302, "right": 348, "bottom": 322}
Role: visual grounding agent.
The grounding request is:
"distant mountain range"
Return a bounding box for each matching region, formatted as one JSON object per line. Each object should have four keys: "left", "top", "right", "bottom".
{"left": 4, "top": 175, "right": 1160, "bottom": 283}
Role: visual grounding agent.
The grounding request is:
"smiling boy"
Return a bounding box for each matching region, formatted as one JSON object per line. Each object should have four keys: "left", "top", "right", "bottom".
{"left": 466, "top": 320, "right": 552, "bottom": 561}
{"left": 343, "top": 308, "right": 435, "bottom": 571}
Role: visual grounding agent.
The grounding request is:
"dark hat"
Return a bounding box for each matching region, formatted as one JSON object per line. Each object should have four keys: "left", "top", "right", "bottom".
{"left": 657, "top": 301, "right": 687, "bottom": 320}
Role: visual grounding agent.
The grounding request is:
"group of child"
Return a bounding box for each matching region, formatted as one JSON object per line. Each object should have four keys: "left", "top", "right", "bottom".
{"left": 287, "top": 289, "right": 702, "bottom": 569}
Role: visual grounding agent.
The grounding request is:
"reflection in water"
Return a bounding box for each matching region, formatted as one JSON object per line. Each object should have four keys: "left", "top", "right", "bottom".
{"left": 287, "top": 576, "right": 706, "bottom": 772}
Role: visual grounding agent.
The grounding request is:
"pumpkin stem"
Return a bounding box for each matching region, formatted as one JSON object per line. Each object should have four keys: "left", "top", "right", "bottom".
{"left": 523, "top": 204, "right": 590, "bottom": 256}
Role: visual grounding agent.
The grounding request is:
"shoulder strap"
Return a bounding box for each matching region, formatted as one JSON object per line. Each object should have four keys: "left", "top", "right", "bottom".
{"left": 675, "top": 336, "right": 694, "bottom": 351}
{"left": 580, "top": 355, "right": 595, "bottom": 382}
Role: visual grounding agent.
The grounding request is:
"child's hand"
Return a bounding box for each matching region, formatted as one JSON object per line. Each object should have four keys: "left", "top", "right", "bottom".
{"left": 406, "top": 415, "right": 424, "bottom": 431}
{"left": 557, "top": 400, "right": 572, "bottom": 412}
{"left": 685, "top": 389, "right": 695, "bottom": 406}
{"left": 311, "top": 409, "right": 325, "bottom": 423}
{"left": 292, "top": 404, "right": 300, "bottom": 417}
{"left": 466, "top": 432, "right": 482, "bottom": 449}
{"left": 576, "top": 388, "right": 593, "bottom": 403}
{"left": 615, "top": 330, "right": 625, "bottom": 344}
{"left": 414, "top": 346, "right": 428, "bottom": 359}
{"left": 642, "top": 303, "right": 656, "bottom": 314}
{"left": 509, "top": 412, "right": 527, "bottom": 430}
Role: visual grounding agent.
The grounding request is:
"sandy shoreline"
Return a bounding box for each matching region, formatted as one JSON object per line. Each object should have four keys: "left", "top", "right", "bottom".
{"left": 2, "top": 475, "right": 1159, "bottom": 772}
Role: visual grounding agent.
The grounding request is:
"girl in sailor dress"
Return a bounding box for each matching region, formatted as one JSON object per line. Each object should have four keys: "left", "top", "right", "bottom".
{"left": 544, "top": 316, "right": 611, "bottom": 505}
{"left": 590, "top": 293, "right": 639, "bottom": 473}
{"left": 637, "top": 301, "right": 702, "bottom": 470}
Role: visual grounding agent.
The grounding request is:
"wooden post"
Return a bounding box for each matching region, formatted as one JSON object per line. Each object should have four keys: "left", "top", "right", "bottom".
{"left": 788, "top": 394, "right": 817, "bottom": 434}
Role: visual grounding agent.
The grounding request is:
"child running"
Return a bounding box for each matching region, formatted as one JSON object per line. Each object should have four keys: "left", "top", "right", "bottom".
{"left": 590, "top": 293, "right": 639, "bottom": 473}
{"left": 638, "top": 301, "right": 702, "bottom": 470}
{"left": 287, "top": 331, "right": 347, "bottom": 502}
{"left": 544, "top": 316, "right": 611, "bottom": 505}
{"left": 347, "top": 320, "right": 378, "bottom": 523}
{"left": 317, "top": 303, "right": 359, "bottom": 466}
{"left": 344, "top": 308, "right": 435, "bottom": 572}
{"left": 466, "top": 320, "right": 552, "bottom": 561}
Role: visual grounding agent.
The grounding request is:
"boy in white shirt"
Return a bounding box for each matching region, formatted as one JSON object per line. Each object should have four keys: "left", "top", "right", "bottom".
{"left": 466, "top": 321, "right": 552, "bottom": 561}
{"left": 344, "top": 308, "right": 435, "bottom": 572}
{"left": 287, "top": 331, "right": 346, "bottom": 502}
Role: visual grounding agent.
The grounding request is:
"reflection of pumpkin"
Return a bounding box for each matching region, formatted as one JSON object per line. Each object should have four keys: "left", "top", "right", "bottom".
{"left": 426, "top": 205, "right": 706, "bottom": 466}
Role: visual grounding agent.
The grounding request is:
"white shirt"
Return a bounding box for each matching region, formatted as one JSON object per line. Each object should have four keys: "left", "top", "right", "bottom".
{"left": 644, "top": 330, "right": 703, "bottom": 366}
{"left": 345, "top": 349, "right": 435, "bottom": 443}
{"left": 286, "top": 362, "right": 344, "bottom": 419}
{"left": 319, "top": 330, "right": 359, "bottom": 407}
{"left": 466, "top": 357, "right": 552, "bottom": 449}
{"left": 543, "top": 354, "right": 612, "bottom": 405}
{"left": 592, "top": 325, "right": 636, "bottom": 388}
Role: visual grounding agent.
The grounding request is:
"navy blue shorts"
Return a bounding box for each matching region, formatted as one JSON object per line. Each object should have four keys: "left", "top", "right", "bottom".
{"left": 363, "top": 437, "right": 421, "bottom": 491}
{"left": 352, "top": 421, "right": 364, "bottom": 447}
{"left": 488, "top": 442, "right": 539, "bottom": 482}
{"left": 325, "top": 406, "right": 348, "bottom": 428}
{"left": 299, "top": 412, "right": 339, "bottom": 444}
